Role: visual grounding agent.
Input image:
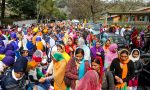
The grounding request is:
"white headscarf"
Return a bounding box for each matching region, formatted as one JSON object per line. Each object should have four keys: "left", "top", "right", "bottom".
{"left": 129, "top": 49, "right": 140, "bottom": 62}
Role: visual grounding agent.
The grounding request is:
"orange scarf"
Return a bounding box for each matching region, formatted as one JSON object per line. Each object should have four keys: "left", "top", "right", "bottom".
{"left": 116, "top": 49, "right": 130, "bottom": 89}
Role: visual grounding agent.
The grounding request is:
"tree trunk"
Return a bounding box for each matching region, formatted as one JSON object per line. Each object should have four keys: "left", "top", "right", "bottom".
{"left": 1, "top": 0, "right": 6, "bottom": 19}
{"left": 91, "top": 5, "right": 96, "bottom": 23}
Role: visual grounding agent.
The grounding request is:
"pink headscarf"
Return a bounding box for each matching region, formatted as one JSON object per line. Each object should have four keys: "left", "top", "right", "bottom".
{"left": 76, "top": 70, "right": 101, "bottom": 90}
{"left": 104, "top": 43, "right": 118, "bottom": 69}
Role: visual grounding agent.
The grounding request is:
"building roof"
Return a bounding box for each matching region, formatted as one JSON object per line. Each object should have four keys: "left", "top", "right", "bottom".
{"left": 107, "top": 11, "right": 150, "bottom": 15}
{"left": 135, "top": 7, "right": 150, "bottom": 11}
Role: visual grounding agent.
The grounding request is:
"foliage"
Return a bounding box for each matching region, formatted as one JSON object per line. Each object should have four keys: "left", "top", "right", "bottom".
{"left": 7, "top": 0, "right": 37, "bottom": 18}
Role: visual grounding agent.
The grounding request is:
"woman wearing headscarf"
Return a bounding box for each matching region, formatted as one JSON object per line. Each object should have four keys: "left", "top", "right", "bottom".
{"left": 131, "top": 27, "right": 139, "bottom": 50}
{"left": 90, "top": 40, "right": 104, "bottom": 61}
{"left": 65, "top": 37, "right": 77, "bottom": 57}
{"left": 110, "top": 49, "right": 135, "bottom": 90}
{"left": 65, "top": 48, "right": 90, "bottom": 90}
{"left": 78, "top": 37, "right": 91, "bottom": 62}
{"left": 128, "top": 49, "right": 140, "bottom": 90}
{"left": 103, "top": 39, "right": 111, "bottom": 54}
{"left": 47, "top": 52, "right": 67, "bottom": 90}
{"left": 57, "top": 44, "right": 70, "bottom": 63}
{"left": 77, "top": 57, "right": 114, "bottom": 90}
{"left": 104, "top": 43, "right": 118, "bottom": 70}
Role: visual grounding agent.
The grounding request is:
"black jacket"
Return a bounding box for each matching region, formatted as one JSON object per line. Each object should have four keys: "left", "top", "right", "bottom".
{"left": 1, "top": 70, "right": 26, "bottom": 90}
{"left": 110, "top": 58, "right": 135, "bottom": 85}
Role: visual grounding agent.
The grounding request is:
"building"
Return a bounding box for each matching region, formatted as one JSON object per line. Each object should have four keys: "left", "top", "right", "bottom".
{"left": 106, "top": 7, "right": 150, "bottom": 25}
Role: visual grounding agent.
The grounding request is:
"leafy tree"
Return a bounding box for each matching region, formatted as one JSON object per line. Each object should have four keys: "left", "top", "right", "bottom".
{"left": 7, "top": 0, "right": 37, "bottom": 18}
{"left": 1, "top": 0, "right": 6, "bottom": 18}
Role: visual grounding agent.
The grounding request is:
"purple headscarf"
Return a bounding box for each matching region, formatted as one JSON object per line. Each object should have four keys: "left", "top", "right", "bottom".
{"left": 90, "top": 43, "right": 104, "bottom": 58}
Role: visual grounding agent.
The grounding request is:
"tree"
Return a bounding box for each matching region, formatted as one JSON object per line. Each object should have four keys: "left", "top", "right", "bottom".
{"left": 66, "top": 0, "right": 113, "bottom": 23}
{"left": 1, "top": 0, "right": 6, "bottom": 18}
{"left": 7, "top": 0, "right": 37, "bottom": 18}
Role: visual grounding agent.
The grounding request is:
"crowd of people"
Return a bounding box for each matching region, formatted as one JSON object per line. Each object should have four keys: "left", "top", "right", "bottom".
{"left": 0, "top": 20, "right": 150, "bottom": 90}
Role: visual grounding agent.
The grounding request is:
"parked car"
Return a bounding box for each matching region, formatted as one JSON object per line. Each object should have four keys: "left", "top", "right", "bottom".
{"left": 96, "top": 33, "right": 128, "bottom": 50}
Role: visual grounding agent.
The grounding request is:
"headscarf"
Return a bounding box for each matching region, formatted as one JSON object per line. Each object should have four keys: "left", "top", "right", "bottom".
{"left": 59, "top": 44, "right": 70, "bottom": 63}
{"left": 78, "top": 58, "right": 86, "bottom": 80}
{"left": 129, "top": 49, "right": 140, "bottom": 62}
{"left": 78, "top": 38, "right": 91, "bottom": 61}
{"left": 90, "top": 42, "right": 104, "bottom": 58}
{"left": 77, "top": 70, "right": 100, "bottom": 90}
{"left": 104, "top": 43, "right": 118, "bottom": 69}
{"left": 96, "top": 56, "right": 103, "bottom": 84}
{"left": 116, "top": 49, "right": 130, "bottom": 89}
{"left": 52, "top": 52, "right": 64, "bottom": 61}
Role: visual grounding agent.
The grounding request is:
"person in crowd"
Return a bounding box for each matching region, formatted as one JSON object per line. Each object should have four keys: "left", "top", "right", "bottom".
{"left": 124, "top": 27, "right": 132, "bottom": 45}
{"left": 0, "top": 30, "right": 5, "bottom": 40}
{"left": 103, "top": 39, "right": 111, "bottom": 54}
{"left": 1, "top": 56, "right": 28, "bottom": 90}
{"left": 0, "top": 40, "right": 6, "bottom": 60}
{"left": 76, "top": 56, "right": 114, "bottom": 90}
{"left": 0, "top": 56, "right": 15, "bottom": 76}
{"left": 76, "top": 70, "right": 100, "bottom": 90}
{"left": 45, "top": 52, "right": 67, "bottom": 90}
{"left": 110, "top": 49, "right": 135, "bottom": 90}
{"left": 143, "top": 25, "right": 150, "bottom": 53}
{"left": 128, "top": 49, "right": 141, "bottom": 90}
{"left": 100, "top": 30, "right": 108, "bottom": 45}
{"left": 104, "top": 43, "right": 118, "bottom": 70}
{"left": 24, "top": 28, "right": 33, "bottom": 41}
{"left": 65, "top": 37, "right": 77, "bottom": 57}
{"left": 90, "top": 40, "right": 104, "bottom": 61}
{"left": 138, "top": 54, "right": 150, "bottom": 90}
{"left": 57, "top": 44, "right": 70, "bottom": 63}
{"left": 65, "top": 48, "right": 90, "bottom": 90}
{"left": 135, "top": 36, "right": 143, "bottom": 51}
{"left": 78, "top": 37, "right": 91, "bottom": 61}
{"left": 7, "top": 32, "right": 19, "bottom": 51}
{"left": 131, "top": 27, "right": 139, "bottom": 50}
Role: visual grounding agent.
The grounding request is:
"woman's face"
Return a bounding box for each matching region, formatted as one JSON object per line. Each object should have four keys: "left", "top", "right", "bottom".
{"left": 106, "top": 40, "right": 110, "bottom": 46}
{"left": 57, "top": 46, "right": 63, "bottom": 53}
{"left": 92, "top": 62, "right": 100, "bottom": 73}
{"left": 120, "top": 53, "right": 128, "bottom": 61}
{"left": 96, "top": 42, "right": 100, "bottom": 48}
{"left": 132, "top": 51, "right": 139, "bottom": 58}
{"left": 75, "top": 53, "right": 83, "bottom": 63}
{"left": 68, "top": 39, "right": 73, "bottom": 45}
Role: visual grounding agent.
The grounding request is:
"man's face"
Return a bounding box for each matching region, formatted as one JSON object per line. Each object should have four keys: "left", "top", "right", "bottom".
{"left": 14, "top": 72, "right": 24, "bottom": 78}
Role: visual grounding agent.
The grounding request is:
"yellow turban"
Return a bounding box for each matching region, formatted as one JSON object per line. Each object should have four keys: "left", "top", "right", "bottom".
{"left": 0, "top": 54, "right": 5, "bottom": 61}
{"left": 33, "top": 27, "right": 38, "bottom": 33}
{"left": 43, "top": 29, "right": 48, "bottom": 34}
{"left": 28, "top": 60, "right": 38, "bottom": 69}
